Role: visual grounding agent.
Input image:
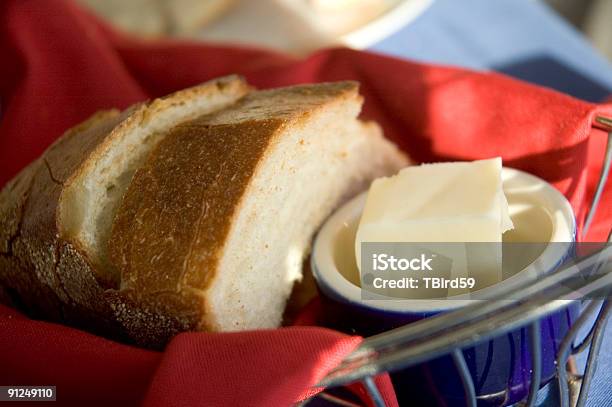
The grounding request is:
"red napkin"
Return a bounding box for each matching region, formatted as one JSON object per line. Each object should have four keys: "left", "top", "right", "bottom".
{"left": 1, "top": 0, "right": 611, "bottom": 406}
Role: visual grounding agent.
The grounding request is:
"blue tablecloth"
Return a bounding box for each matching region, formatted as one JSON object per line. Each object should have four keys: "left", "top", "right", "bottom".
{"left": 369, "top": 1, "right": 612, "bottom": 406}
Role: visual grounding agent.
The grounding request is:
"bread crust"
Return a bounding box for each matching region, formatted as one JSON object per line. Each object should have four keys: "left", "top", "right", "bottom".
{"left": 1, "top": 78, "right": 401, "bottom": 348}
{"left": 108, "top": 119, "right": 284, "bottom": 345}
{"left": 59, "top": 75, "right": 252, "bottom": 284}
{"left": 0, "top": 76, "right": 250, "bottom": 342}
{"left": 108, "top": 82, "right": 359, "bottom": 346}
{"left": 0, "top": 159, "right": 65, "bottom": 320}
{"left": 0, "top": 111, "right": 124, "bottom": 332}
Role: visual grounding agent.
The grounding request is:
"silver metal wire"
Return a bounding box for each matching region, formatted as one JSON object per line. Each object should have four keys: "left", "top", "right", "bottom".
{"left": 576, "top": 300, "right": 611, "bottom": 407}
{"left": 572, "top": 315, "right": 597, "bottom": 355}
{"left": 451, "top": 349, "right": 477, "bottom": 407}
{"left": 582, "top": 128, "right": 612, "bottom": 237}
{"left": 526, "top": 320, "right": 542, "bottom": 407}
{"left": 556, "top": 300, "right": 604, "bottom": 407}
{"left": 362, "top": 377, "right": 385, "bottom": 407}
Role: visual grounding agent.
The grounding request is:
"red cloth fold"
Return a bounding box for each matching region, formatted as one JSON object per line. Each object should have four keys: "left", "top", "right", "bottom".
{"left": 0, "top": 303, "right": 393, "bottom": 406}
{"left": 1, "top": 0, "right": 610, "bottom": 406}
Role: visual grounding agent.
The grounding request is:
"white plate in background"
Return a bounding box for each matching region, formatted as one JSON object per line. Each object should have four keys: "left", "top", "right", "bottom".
{"left": 197, "top": 0, "right": 434, "bottom": 55}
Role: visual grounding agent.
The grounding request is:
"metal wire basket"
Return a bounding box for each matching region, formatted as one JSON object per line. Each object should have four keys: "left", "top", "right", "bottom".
{"left": 303, "top": 115, "right": 612, "bottom": 407}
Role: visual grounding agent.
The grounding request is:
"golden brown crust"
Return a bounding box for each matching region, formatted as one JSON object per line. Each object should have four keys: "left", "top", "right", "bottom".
{"left": 58, "top": 75, "right": 251, "bottom": 285}
{"left": 0, "top": 76, "right": 251, "bottom": 345}
{"left": 108, "top": 119, "right": 283, "bottom": 341}
{"left": 108, "top": 81, "right": 359, "bottom": 345}
{"left": 0, "top": 78, "right": 365, "bottom": 348}
{"left": 0, "top": 158, "right": 65, "bottom": 319}
{"left": 111, "top": 119, "right": 283, "bottom": 293}
{"left": 10, "top": 111, "right": 125, "bottom": 327}
{"left": 22, "top": 110, "right": 125, "bottom": 296}
{"left": 0, "top": 111, "right": 123, "bottom": 327}
{"left": 0, "top": 159, "right": 42, "bottom": 255}
{"left": 65, "top": 75, "right": 252, "bottom": 201}
{"left": 202, "top": 81, "right": 359, "bottom": 125}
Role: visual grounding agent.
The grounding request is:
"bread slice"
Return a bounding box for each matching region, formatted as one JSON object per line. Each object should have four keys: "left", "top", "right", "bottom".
{"left": 0, "top": 78, "right": 407, "bottom": 347}
{"left": 58, "top": 75, "right": 251, "bottom": 287}
{"left": 107, "top": 81, "right": 408, "bottom": 346}
{"left": 0, "top": 76, "right": 250, "bottom": 333}
{"left": 0, "top": 111, "right": 125, "bottom": 331}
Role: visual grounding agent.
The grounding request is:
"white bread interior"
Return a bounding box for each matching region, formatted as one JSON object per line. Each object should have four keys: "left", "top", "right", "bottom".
{"left": 0, "top": 78, "right": 408, "bottom": 347}
{"left": 58, "top": 76, "right": 250, "bottom": 283}
{"left": 206, "top": 95, "right": 407, "bottom": 331}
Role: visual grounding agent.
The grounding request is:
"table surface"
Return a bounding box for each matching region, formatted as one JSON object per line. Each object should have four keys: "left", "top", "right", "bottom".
{"left": 369, "top": 0, "right": 612, "bottom": 406}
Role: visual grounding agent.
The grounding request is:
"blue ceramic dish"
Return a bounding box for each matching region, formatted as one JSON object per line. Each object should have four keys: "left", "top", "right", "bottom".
{"left": 311, "top": 168, "right": 577, "bottom": 406}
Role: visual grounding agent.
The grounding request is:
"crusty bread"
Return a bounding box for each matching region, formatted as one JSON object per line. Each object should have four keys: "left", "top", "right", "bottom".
{"left": 107, "top": 82, "right": 407, "bottom": 346}
{"left": 0, "top": 77, "right": 408, "bottom": 347}
{"left": 0, "top": 111, "right": 126, "bottom": 333}
{"left": 59, "top": 76, "right": 251, "bottom": 286}
{"left": 0, "top": 76, "right": 250, "bottom": 336}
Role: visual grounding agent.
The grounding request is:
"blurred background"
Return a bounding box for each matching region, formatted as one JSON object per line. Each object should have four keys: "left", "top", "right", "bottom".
{"left": 546, "top": 0, "right": 612, "bottom": 61}
{"left": 77, "top": 0, "right": 612, "bottom": 61}
{"left": 75, "top": 0, "right": 612, "bottom": 104}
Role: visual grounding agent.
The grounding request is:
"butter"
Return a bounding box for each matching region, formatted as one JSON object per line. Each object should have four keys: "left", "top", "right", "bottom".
{"left": 355, "top": 157, "right": 514, "bottom": 296}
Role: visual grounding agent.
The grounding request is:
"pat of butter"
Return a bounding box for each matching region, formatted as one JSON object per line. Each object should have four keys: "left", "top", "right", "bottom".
{"left": 355, "top": 157, "right": 514, "bottom": 295}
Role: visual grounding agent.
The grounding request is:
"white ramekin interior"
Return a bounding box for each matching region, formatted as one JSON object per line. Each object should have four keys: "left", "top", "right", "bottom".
{"left": 311, "top": 167, "right": 576, "bottom": 313}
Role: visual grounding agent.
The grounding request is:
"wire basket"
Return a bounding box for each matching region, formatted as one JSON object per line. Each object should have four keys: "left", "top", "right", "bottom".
{"left": 303, "top": 116, "right": 612, "bottom": 407}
